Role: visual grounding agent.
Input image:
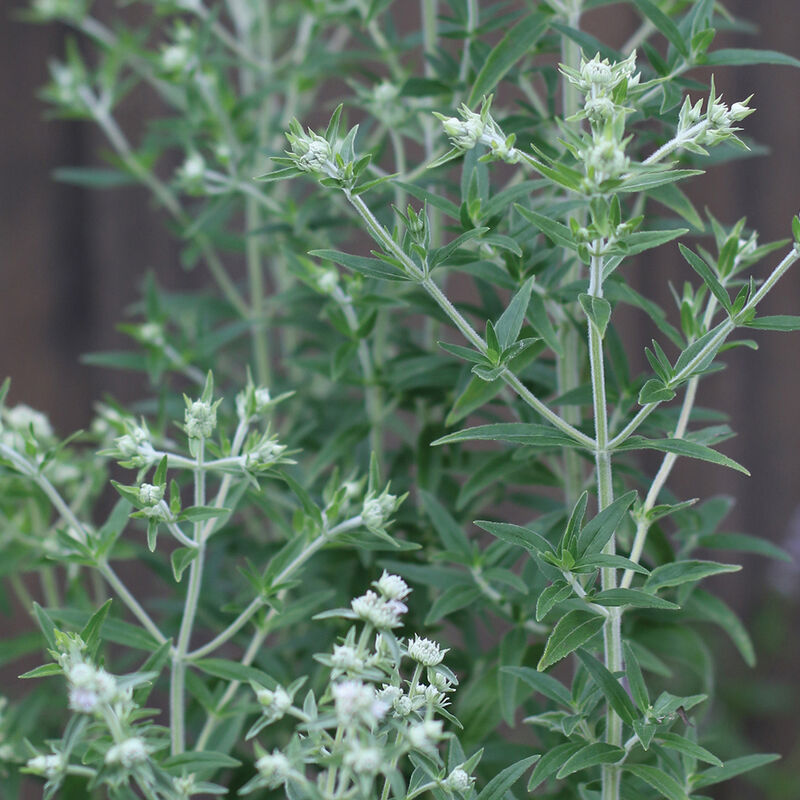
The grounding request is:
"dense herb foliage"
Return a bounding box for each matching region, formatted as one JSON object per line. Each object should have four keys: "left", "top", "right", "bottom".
{"left": 3, "top": 1, "right": 800, "bottom": 799}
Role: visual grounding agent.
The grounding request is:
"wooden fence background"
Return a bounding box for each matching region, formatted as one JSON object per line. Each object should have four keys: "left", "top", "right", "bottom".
{"left": 2, "top": 0, "right": 799, "bottom": 795}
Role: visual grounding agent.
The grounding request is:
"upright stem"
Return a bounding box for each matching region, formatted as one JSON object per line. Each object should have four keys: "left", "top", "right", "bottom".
{"left": 587, "top": 250, "right": 622, "bottom": 800}
{"left": 557, "top": 0, "right": 585, "bottom": 506}
{"left": 170, "top": 437, "right": 207, "bottom": 755}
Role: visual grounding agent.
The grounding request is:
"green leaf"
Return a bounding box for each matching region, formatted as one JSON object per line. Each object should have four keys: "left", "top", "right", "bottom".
{"left": 495, "top": 277, "right": 534, "bottom": 350}
{"left": 638, "top": 379, "right": 676, "bottom": 404}
{"left": 697, "top": 532, "right": 791, "bottom": 562}
{"left": 690, "top": 754, "right": 780, "bottom": 789}
{"left": 592, "top": 588, "right": 679, "bottom": 610}
{"left": 420, "top": 490, "right": 472, "bottom": 560}
{"left": 535, "top": 581, "right": 573, "bottom": 621}
{"left": 579, "top": 294, "right": 611, "bottom": 337}
{"left": 425, "top": 584, "right": 482, "bottom": 624}
{"left": 162, "top": 751, "right": 242, "bottom": 773}
{"left": 576, "top": 649, "right": 638, "bottom": 725}
{"left": 194, "top": 658, "right": 276, "bottom": 688}
{"left": 573, "top": 553, "right": 650, "bottom": 575}
{"left": 537, "top": 611, "right": 605, "bottom": 671}
{"left": 515, "top": 205, "right": 576, "bottom": 250}
{"left": 430, "top": 228, "right": 489, "bottom": 269}
{"left": 475, "top": 754, "right": 540, "bottom": 800}
{"left": 703, "top": 49, "right": 800, "bottom": 68}
{"left": 527, "top": 742, "right": 584, "bottom": 791}
{"left": 612, "top": 228, "right": 688, "bottom": 256}
{"left": 623, "top": 640, "right": 650, "bottom": 712}
{"left": 624, "top": 764, "right": 690, "bottom": 800}
{"left": 619, "top": 169, "right": 703, "bottom": 192}
{"left": 657, "top": 733, "right": 722, "bottom": 767}
{"left": 648, "top": 182, "right": 705, "bottom": 230}
{"left": 309, "top": 248, "right": 408, "bottom": 281}
{"left": 468, "top": 13, "right": 550, "bottom": 106}
{"left": 684, "top": 588, "right": 755, "bottom": 666}
{"left": 645, "top": 559, "right": 740, "bottom": 591}
{"left": 32, "top": 603, "right": 58, "bottom": 651}
{"left": 746, "top": 315, "right": 800, "bottom": 331}
{"left": 528, "top": 291, "right": 563, "bottom": 356}
{"left": 80, "top": 599, "right": 113, "bottom": 657}
{"left": 679, "top": 244, "right": 731, "bottom": 313}
{"left": 561, "top": 491, "right": 588, "bottom": 555}
{"left": 556, "top": 743, "right": 626, "bottom": 779}
{"left": 617, "top": 436, "right": 749, "bottom": 475}
{"left": 632, "top": 0, "right": 689, "bottom": 56}
{"left": 177, "top": 506, "right": 231, "bottom": 523}
{"left": 19, "top": 663, "right": 63, "bottom": 679}
{"left": 474, "top": 520, "right": 555, "bottom": 556}
{"left": 433, "top": 423, "right": 581, "bottom": 450}
{"left": 501, "top": 666, "right": 573, "bottom": 708}
{"left": 577, "top": 491, "right": 637, "bottom": 556}
{"left": 171, "top": 547, "right": 199, "bottom": 582}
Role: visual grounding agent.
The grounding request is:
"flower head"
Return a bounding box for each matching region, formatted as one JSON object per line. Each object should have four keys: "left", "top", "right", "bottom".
{"left": 407, "top": 635, "right": 447, "bottom": 666}
{"left": 351, "top": 590, "right": 407, "bottom": 629}
{"left": 105, "top": 737, "right": 149, "bottom": 768}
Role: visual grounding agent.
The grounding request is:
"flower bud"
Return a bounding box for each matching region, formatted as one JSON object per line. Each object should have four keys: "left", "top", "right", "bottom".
{"left": 138, "top": 483, "right": 164, "bottom": 506}
{"left": 407, "top": 635, "right": 447, "bottom": 666}
{"left": 184, "top": 399, "right": 216, "bottom": 439}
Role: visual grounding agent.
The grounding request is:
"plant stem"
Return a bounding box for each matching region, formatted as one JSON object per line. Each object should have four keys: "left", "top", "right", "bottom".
{"left": 342, "top": 190, "right": 593, "bottom": 447}
{"left": 586, "top": 250, "right": 622, "bottom": 800}
{"left": 333, "top": 286, "right": 384, "bottom": 467}
{"left": 170, "top": 437, "right": 207, "bottom": 755}
{"left": 558, "top": 0, "right": 585, "bottom": 507}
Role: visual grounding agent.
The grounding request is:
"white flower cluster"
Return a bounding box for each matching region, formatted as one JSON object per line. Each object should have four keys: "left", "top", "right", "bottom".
{"left": 26, "top": 752, "right": 64, "bottom": 779}
{"left": 242, "top": 573, "right": 471, "bottom": 798}
{"left": 255, "top": 750, "right": 293, "bottom": 788}
{"left": 105, "top": 736, "right": 149, "bottom": 768}
{"left": 235, "top": 384, "right": 272, "bottom": 422}
{"left": 184, "top": 398, "right": 217, "bottom": 439}
{"left": 285, "top": 126, "right": 342, "bottom": 180}
{"left": 65, "top": 662, "right": 126, "bottom": 715}
{"left": 256, "top": 685, "right": 293, "bottom": 723}
{"left": 361, "top": 490, "right": 398, "bottom": 534}
{"left": 331, "top": 679, "right": 389, "bottom": 726}
{"left": 436, "top": 101, "right": 519, "bottom": 163}
{"left": 244, "top": 434, "right": 287, "bottom": 469}
{"left": 407, "top": 634, "right": 448, "bottom": 666}
{"left": 561, "top": 50, "right": 640, "bottom": 99}
{"left": 676, "top": 86, "right": 754, "bottom": 149}
{"left": 160, "top": 24, "right": 196, "bottom": 75}
{"left": 114, "top": 421, "right": 158, "bottom": 466}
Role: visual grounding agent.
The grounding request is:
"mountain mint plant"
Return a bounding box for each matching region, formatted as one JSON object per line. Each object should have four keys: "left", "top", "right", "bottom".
{"left": 5, "top": 1, "right": 800, "bottom": 799}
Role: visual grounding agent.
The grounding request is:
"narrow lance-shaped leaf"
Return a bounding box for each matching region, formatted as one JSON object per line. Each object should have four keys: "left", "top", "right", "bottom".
{"left": 495, "top": 277, "right": 534, "bottom": 350}
{"left": 537, "top": 611, "right": 605, "bottom": 671}
{"left": 556, "top": 743, "right": 626, "bottom": 779}
{"left": 632, "top": 0, "right": 690, "bottom": 56}
{"left": 576, "top": 649, "right": 638, "bottom": 725}
{"left": 468, "top": 13, "right": 550, "bottom": 106}
{"left": 679, "top": 243, "right": 732, "bottom": 313}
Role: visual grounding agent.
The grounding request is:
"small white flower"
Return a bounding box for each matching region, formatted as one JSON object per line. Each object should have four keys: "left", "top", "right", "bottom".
{"left": 443, "top": 767, "right": 474, "bottom": 793}
{"left": 5, "top": 405, "right": 53, "bottom": 440}
{"left": 256, "top": 686, "right": 292, "bottom": 717}
{"left": 138, "top": 483, "right": 164, "bottom": 506}
{"left": 407, "top": 719, "right": 444, "bottom": 749}
{"left": 105, "top": 737, "right": 148, "bottom": 767}
{"left": 378, "top": 684, "right": 403, "bottom": 705}
{"left": 331, "top": 644, "right": 365, "bottom": 672}
{"left": 161, "top": 44, "right": 190, "bottom": 72}
{"left": 373, "top": 571, "right": 410, "bottom": 601}
{"left": 67, "top": 662, "right": 96, "bottom": 687}
{"left": 317, "top": 269, "right": 339, "bottom": 294}
{"left": 255, "top": 751, "right": 292, "bottom": 787}
{"left": 180, "top": 153, "right": 206, "bottom": 183}
{"left": 26, "top": 753, "right": 63, "bottom": 778}
{"left": 344, "top": 743, "right": 383, "bottom": 774}
{"left": 331, "top": 680, "right": 380, "bottom": 723}
{"left": 407, "top": 635, "right": 447, "bottom": 667}
{"left": 351, "top": 591, "right": 407, "bottom": 629}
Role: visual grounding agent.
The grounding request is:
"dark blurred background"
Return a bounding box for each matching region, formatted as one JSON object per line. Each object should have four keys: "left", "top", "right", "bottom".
{"left": 2, "top": 1, "right": 800, "bottom": 797}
